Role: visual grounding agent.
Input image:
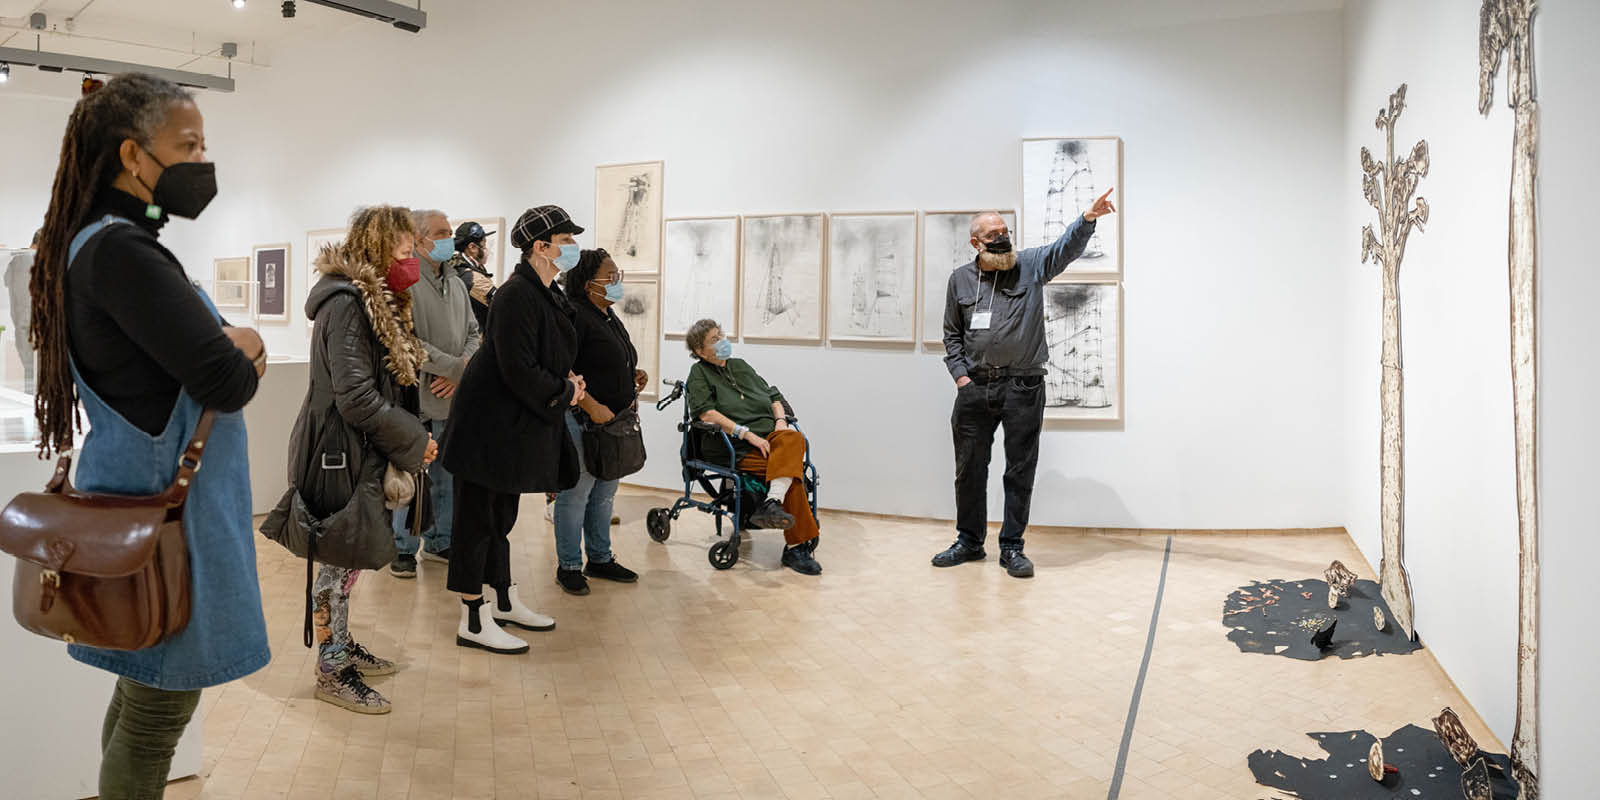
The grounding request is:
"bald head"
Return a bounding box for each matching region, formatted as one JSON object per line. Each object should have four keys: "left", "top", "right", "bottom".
{"left": 969, "top": 212, "right": 1006, "bottom": 239}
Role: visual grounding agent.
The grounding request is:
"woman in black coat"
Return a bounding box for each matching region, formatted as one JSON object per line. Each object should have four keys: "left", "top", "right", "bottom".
{"left": 440, "top": 204, "right": 587, "bottom": 654}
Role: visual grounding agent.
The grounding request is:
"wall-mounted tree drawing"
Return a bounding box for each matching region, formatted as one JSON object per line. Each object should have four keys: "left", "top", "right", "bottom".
{"left": 1479, "top": 0, "right": 1540, "bottom": 796}
{"left": 1359, "top": 83, "right": 1429, "bottom": 642}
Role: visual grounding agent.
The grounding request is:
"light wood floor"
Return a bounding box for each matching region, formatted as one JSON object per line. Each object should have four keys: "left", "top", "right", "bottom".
{"left": 152, "top": 488, "right": 1499, "bottom": 800}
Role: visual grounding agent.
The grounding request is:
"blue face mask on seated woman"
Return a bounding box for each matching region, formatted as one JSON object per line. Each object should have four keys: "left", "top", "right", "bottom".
{"left": 714, "top": 338, "right": 733, "bottom": 360}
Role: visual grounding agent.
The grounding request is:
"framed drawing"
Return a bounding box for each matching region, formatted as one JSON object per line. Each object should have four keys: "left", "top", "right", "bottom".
{"left": 740, "top": 213, "right": 825, "bottom": 344}
{"left": 662, "top": 216, "right": 739, "bottom": 338}
{"left": 921, "top": 209, "right": 1016, "bottom": 348}
{"left": 252, "top": 244, "right": 290, "bottom": 323}
{"left": 1021, "top": 136, "right": 1121, "bottom": 277}
{"left": 826, "top": 212, "right": 918, "bottom": 344}
{"left": 595, "top": 160, "right": 664, "bottom": 274}
{"left": 305, "top": 228, "right": 346, "bottom": 331}
{"left": 616, "top": 277, "right": 660, "bottom": 401}
{"left": 455, "top": 216, "right": 506, "bottom": 286}
{"left": 1043, "top": 280, "right": 1123, "bottom": 422}
{"left": 212, "top": 257, "right": 251, "bottom": 312}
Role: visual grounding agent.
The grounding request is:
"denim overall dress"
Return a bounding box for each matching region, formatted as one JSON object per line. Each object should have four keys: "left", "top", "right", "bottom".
{"left": 63, "top": 215, "right": 271, "bottom": 691}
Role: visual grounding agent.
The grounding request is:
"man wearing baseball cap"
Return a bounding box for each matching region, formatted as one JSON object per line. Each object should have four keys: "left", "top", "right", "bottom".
{"left": 440, "top": 205, "right": 589, "bottom": 654}
{"left": 447, "top": 221, "right": 496, "bottom": 330}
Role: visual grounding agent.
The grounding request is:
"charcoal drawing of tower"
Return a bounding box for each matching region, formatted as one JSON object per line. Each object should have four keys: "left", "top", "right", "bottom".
{"left": 849, "top": 228, "right": 903, "bottom": 334}
{"left": 760, "top": 241, "right": 796, "bottom": 324}
{"left": 1046, "top": 140, "right": 1106, "bottom": 258}
{"left": 1044, "top": 285, "right": 1109, "bottom": 408}
{"left": 616, "top": 173, "right": 651, "bottom": 259}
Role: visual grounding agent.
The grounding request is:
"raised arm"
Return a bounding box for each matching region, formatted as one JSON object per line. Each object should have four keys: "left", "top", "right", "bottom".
{"left": 1038, "top": 188, "right": 1117, "bottom": 282}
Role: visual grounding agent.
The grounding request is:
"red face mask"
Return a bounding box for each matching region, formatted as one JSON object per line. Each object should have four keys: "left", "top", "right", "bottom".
{"left": 386, "top": 256, "right": 421, "bottom": 292}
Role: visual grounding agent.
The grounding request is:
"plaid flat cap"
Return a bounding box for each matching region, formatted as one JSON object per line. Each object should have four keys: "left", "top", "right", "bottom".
{"left": 509, "top": 205, "right": 585, "bottom": 250}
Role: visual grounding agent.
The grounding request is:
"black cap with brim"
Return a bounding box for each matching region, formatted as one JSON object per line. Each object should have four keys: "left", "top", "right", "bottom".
{"left": 510, "top": 205, "right": 585, "bottom": 251}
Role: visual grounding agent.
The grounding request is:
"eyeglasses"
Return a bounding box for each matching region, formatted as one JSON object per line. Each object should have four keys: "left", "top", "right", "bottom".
{"left": 590, "top": 270, "right": 624, "bottom": 286}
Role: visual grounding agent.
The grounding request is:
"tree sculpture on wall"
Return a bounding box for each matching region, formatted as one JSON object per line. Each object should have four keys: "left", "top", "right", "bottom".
{"left": 1359, "top": 83, "right": 1429, "bottom": 642}
{"left": 1479, "top": 1, "right": 1540, "bottom": 796}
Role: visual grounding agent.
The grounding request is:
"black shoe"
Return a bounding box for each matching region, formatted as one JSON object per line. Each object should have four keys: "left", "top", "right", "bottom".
{"left": 389, "top": 553, "right": 417, "bottom": 578}
{"left": 1000, "top": 549, "right": 1035, "bottom": 578}
{"left": 748, "top": 498, "right": 795, "bottom": 529}
{"left": 931, "top": 540, "right": 986, "bottom": 568}
{"left": 421, "top": 547, "right": 450, "bottom": 564}
{"left": 782, "top": 544, "right": 822, "bottom": 576}
{"left": 585, "top": 560, "right": 638, "bottom": 583}
{"left": 556, "top": 568, "right": 590, "bottom": 596}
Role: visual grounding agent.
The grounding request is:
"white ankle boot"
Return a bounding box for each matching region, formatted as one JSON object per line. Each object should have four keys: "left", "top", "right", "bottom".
{"left": 456, "top": 599, "right": 529, "bottom": 654}
{"left": 485, "top": 583, "right": 556, "bottom": 631}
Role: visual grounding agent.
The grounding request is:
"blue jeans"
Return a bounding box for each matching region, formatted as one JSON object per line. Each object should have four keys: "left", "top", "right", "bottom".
{"left": 553, "top": 411, "right": 619, "bottom": 570}
{"left": 393, "top": 418, "right": 453, "bottom": 555}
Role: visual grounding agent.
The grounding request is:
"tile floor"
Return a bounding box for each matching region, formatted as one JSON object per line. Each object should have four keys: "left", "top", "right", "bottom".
{"left": 149, "top": 489, "right": 1500, "bottom": 800}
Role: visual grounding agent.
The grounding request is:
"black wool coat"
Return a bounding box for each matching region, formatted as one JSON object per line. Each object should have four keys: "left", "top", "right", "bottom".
{"left": 441, "top": 260, "right": 580, "bottom": 494}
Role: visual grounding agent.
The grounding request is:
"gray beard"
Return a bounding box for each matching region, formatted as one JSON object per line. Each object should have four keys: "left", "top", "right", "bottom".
{"left": 976, "top": 250, "right": 1018, "bottom": 271}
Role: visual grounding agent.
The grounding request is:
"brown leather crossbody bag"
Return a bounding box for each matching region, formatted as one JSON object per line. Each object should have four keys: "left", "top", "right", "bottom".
{"left": 0, "top": 411, "right": 216, "bottom": 650}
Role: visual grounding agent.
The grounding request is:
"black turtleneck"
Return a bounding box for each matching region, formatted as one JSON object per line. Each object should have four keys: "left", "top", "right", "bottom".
{"left": 65, "top": 188, "right": 258, "bottom": 435}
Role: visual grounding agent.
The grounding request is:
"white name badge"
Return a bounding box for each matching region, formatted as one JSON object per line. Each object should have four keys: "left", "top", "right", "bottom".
{"left": 970, "top": 312, "right": 993, "bottom": 330}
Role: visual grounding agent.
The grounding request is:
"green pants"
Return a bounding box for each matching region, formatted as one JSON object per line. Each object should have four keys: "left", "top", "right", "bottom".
{"left": 98, "top": 677, "right": 202, "bottom": 799}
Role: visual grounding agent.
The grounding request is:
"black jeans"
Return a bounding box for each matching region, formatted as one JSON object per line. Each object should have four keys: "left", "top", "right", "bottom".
{"left": 951, "top": 375, "right": 1045, "bottom": 551}
{"left": 446, "top": 476, "right": 519, "bottom": 594}
{"left": 99, "top": 677, "right": 202, "bottom": 799}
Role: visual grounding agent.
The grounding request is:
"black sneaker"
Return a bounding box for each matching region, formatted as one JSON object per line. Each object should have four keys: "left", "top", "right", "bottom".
{"left": 421, "top": 548, "right": 450, "bottom": 564}
{"left": 748, "top": 498, "right": 795, "bottom": 529}
{"left": 585, "top": 560, "right": 638, "bottom": 583}
{"left": 389, "top": 553, "right": 417, "bottom": 578}
{"left": 556, "top": 568, "right": 590, "bottom": 596}
{"left": 931, "top": 540, "right": 986, "bottom": 568}
{"left": 999, "top": 549, "right": 1035, "bottom": 578}
{"left": 782, "top": 544, "right": 822, "bottom": 576}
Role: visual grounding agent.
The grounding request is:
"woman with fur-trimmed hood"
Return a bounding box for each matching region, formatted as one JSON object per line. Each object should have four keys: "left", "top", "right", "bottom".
{"left": 288, "top": 204, "right": 436, "bottom": 714}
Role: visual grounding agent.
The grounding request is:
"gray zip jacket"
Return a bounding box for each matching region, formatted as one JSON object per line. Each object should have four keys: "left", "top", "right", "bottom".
{"left": 409, "top": 257, "right": 481, "bottom": 421}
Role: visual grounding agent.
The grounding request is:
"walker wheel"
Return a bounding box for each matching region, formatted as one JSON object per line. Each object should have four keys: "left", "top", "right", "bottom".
{"left": 646, "top": 508, "right": 671, "bottom": 543}
{"left": 708, "top": 540, "right": 738, "bottom": 570}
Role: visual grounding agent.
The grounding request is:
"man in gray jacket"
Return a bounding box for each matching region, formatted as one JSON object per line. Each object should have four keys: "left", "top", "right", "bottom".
{"left": 391, "top": 209, "right": 481, "bottom": 578}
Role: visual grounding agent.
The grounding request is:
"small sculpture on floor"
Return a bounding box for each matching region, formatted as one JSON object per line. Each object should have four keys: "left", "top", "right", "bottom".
{"left": 1373, "top": 606, "right": 1387, "bottom": 632}
{"left": 1463, "top": 756, "right": 1494, "bottom": 800}
{"left": 1368, "top": 740, "right": 1386, "bottom": 781}
{"left": 1325, "top": 560, "right": 1358, "bottom": 608}
{"left": 1434, "top": 706, "right": 1481, "bottom": 768}
{"left": 1311, "top": 618, "right": 1337, "bottom": 651}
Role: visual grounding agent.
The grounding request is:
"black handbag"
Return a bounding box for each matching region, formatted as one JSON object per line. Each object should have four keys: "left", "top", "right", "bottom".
{"left": 582, "top": 407, "right": 646, "bottom": 481}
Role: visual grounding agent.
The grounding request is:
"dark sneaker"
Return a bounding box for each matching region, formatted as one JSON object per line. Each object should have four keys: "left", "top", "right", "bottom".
{"left": 610, "top": 514, "right": 622, "bottom": 525}
{"left": 585, "top": 560, "right": 638, "bottom": 583}
{"left": 315, "top": 665, "right": 391, "bottom": 714}
{"left": 782, "top": 544, "right": 822, "bottom": 576}
{"left": 421, "top": 548, "right": 450, "bottom": 564}
{"left": 556, "top": 568, "right": 591, "bottom": 596}
{"left": 389, "top": 553, "right": 417, "bottom": 578}
{"left": 347, "top": 641, "right": 396, "bottom": 676}
{"left": 1000, "top": 549, "right": 1035, "bottom": 578}
{"left": 748, "top": 498, "right": 795, "bottom": 530}
{"left": 931, "top": 540, "right": 986, "bottom": 568}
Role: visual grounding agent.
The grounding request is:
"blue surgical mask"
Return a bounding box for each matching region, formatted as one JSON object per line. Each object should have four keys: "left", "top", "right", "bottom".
{"left": 553, "top": 243, "right": 581, "bottom": 272}
{"left": 425, "top": 237, "right": 454, "bottom": 263}
{"left": 714, "top": 338, "right": 733, "bottom": 360}
{"left": 603, "top": 283, "right": 625, "bottom": 302}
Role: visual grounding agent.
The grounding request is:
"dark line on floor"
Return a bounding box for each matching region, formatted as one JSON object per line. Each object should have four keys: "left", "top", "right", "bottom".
{"left": 1106, "top": 534, "right": 1174, "bottom": 800}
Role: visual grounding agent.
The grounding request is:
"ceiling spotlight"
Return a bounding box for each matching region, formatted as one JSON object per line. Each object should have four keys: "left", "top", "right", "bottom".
{"left": 232, "top": 0, "right": 246, "bottom": 8}
{"left": 0, "top": 64, "right": 10, "bottom": 84}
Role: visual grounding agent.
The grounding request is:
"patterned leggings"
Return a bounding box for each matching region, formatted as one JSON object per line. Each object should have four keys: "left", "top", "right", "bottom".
{"left": 312, "top": 564, "right": 360, "bottom": 678}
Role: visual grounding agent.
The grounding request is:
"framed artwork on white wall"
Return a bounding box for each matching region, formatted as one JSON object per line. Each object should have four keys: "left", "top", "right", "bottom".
{"left": 305, "top": 228, "right": 346, "bottom": 331}
{"left": 1042, "top": 280, "right": 1123, "bottom": 422}
{"left": 1021, "top": 136, "right": 1122, "bottom": 278}
{"left": 740, "top": 212, "right": 825, "bottom": 344}
{"left": 920, "top": 209, "right": 1016, "bottom": 348}
{"left": 252, "top": 244, "right": 290, "bottom": 323}
{"left": 616, "top": 277, "right": 660, "bottom": 401}
{"left": 212, "top": 257, "right": 251, "bottom": 313}
{"left": 826, "top": 211, "right": 918, "bottom": 344}
{"left": 595, "top": 160, "right": 664, "bottom": 275}
{"left": 662, "top": 216, "right": 739, "bottom": 338}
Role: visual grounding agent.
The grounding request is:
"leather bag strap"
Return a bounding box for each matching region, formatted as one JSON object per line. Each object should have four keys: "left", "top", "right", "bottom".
{"left": 161, "top": 409, "right": 218, "bottom": 507}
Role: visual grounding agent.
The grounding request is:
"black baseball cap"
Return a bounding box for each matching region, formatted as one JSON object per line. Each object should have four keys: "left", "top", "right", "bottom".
{"left": 453, "top": 221, "right": 493, "bottom": 250}
{"left": 509, "top": 205, "right": 584, "bottom": 250}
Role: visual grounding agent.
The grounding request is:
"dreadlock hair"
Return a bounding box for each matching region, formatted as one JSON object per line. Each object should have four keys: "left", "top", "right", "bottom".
{"left": 562, "top": 248, "right": 611, "bottom": 302}
{"left": 31, "top": 72, "right": 195, "bottom": 457}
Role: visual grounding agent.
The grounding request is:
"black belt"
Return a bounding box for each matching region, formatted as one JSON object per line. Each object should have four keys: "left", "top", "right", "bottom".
{"left": 970, "top": 365, "right": 1046, "bottom": 382}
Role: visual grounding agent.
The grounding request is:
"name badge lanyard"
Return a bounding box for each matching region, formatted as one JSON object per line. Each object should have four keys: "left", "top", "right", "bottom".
{"left": 971, "top": 272, "right": 998, "bottom": 331}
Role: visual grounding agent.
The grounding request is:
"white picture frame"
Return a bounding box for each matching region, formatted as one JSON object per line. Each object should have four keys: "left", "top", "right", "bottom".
{"left": 662, "top": 216, "right": 740, "bottom": 338}
{"left": 1021, "top": 136, "right": 1122, "bottom": 278}
{"left": 251, "top": 243, "right": 291, "bottom": 323}
{"left": 826, "top": 211, "right": 918, "bottom": 344}
{"left": 739, "top": 212, "right": 826, "bottom": 344}
{"left": 1042, "top": 280, "right": 1123, "bottom": 423}
{"left": 595, "top": 160, "right": 664, "bottom": 275}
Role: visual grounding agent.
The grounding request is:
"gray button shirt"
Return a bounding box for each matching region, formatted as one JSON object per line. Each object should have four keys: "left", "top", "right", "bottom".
{"left": 942, "top": 215, "right": 1097, "bottom": 380}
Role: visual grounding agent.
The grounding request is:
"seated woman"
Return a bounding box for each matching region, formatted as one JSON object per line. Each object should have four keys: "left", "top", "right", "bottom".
{"left": 684, "top": 319, "right": 821, "bottom": 575}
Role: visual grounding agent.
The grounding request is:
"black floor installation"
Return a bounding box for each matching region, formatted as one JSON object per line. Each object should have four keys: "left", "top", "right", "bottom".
{"left": 1223, "top": 578, "right": 1422, "bottom": 661}
{"left": 1248, "top": 724, "right": 1519, "bottom": 799}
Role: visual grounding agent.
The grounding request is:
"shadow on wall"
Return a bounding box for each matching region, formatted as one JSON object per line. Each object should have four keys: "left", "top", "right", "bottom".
{"left": 1029, "top": 471, "right": 1135, "bottom": 528}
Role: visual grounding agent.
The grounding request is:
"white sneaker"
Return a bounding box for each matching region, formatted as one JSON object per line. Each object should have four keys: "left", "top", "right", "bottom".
{"left": 485, "top": 583, "right": 556, "bottom": 631}
{"left": 456, "top": 600, "right": 529, "bottom": 654}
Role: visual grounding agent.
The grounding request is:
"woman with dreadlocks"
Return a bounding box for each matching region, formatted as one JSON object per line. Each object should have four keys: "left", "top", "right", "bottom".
{"left": 30, "top": 73, "right": 269, "bottom": 797}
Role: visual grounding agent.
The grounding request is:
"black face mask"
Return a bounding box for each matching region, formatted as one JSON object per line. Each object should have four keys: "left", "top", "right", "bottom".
{"left": 138, "top": 150, "right": 218, "bottom": 220}
{"left": 983, "top": 234, "right": 1013, "bottom": 254}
